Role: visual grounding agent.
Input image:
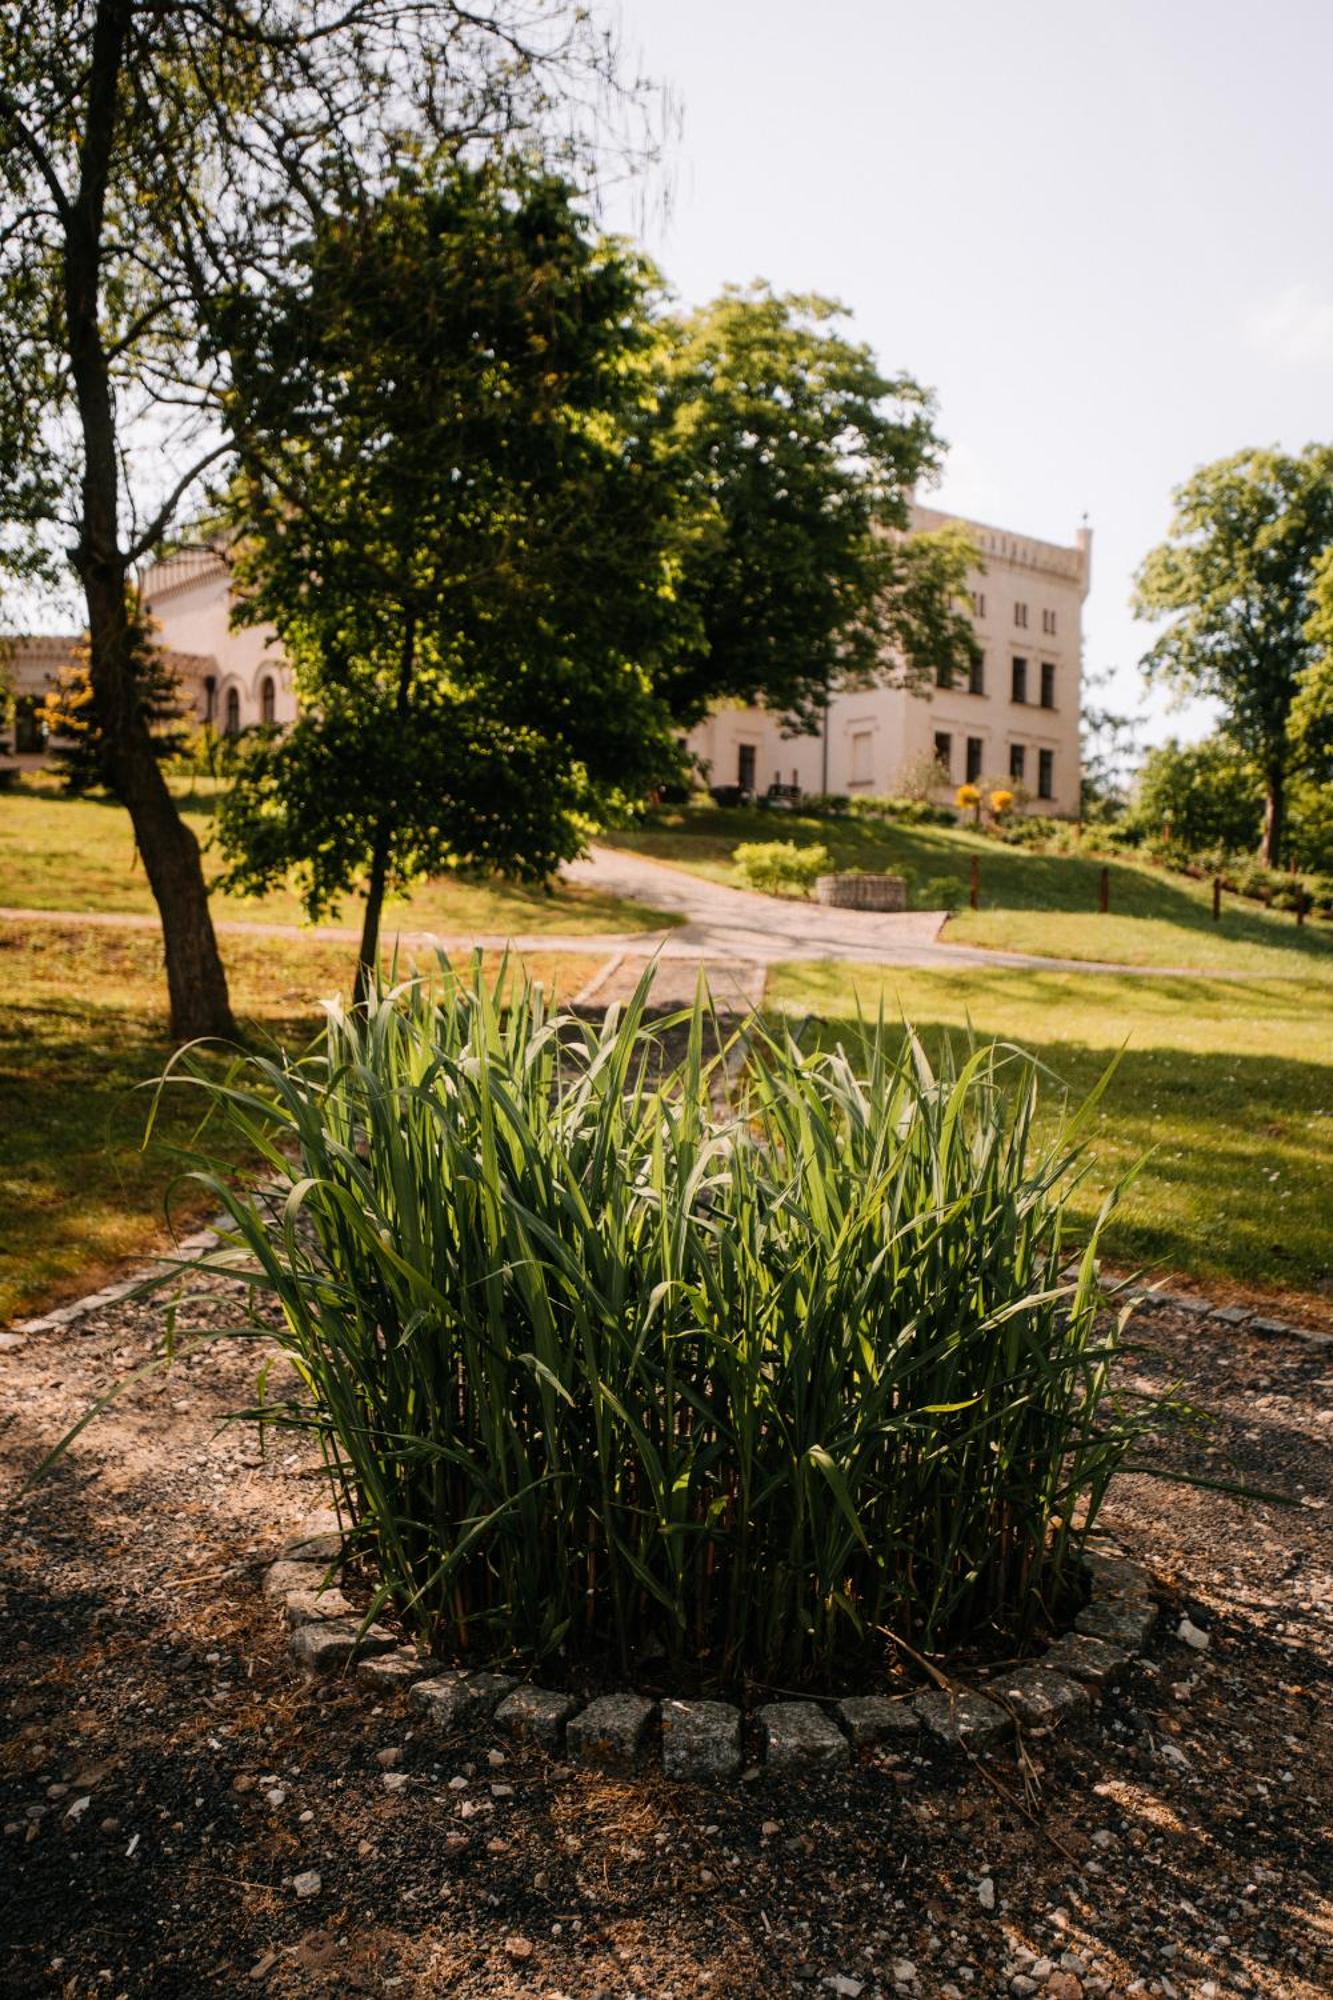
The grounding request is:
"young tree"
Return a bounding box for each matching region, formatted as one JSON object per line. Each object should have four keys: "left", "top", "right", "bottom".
{"left": 1126, "top": 737, "right": 1264, "bottom": 854}
{"left": 1079, "top": 667, "right": 1145, "bottom": 819}
{"left": 657, "top": 286, "right": 979, "bottom": 731}
{"left": 0, "top": 0, "right": 652, "bottom": 1036}
{"left": 41, "top": 605, "right": 189, "bottom": 795}
{"left": 217, "top": 161, "right": 691, "bottom": 993}
{"left": 1133, "top": 446, "right": 1333, "bottom": 865}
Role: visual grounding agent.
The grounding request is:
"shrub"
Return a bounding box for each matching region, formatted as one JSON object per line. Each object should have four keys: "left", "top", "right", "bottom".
{"left": 176, "top": 966, "right": 1154, "bottom": 1686}
{"left": 801, "top": 792, "right": 852, "bottom": 818}
{"left": 918, "top": 873, "right": 965, "bottom": 911}
{"left": 847, "top": 794, "right": 954, "bottom": 827}
{"left": 734, "top": 838, "right": 829, "bottom": 897}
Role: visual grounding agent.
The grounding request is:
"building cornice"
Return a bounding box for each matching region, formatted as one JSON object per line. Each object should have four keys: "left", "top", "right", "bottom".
{"left": 910, "top": 503, "right": 1089, "bottom": 589}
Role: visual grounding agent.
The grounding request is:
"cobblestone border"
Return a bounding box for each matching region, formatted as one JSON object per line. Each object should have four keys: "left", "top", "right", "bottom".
{"left": 1121, "top": 1283, "right": 1332, "bottom": 1349}
{"left": 263, "top": 1527, "right": 1167, "bottom": 1782}
{"left": 5, "top": 1223, "right": 223, "bottom": 1342}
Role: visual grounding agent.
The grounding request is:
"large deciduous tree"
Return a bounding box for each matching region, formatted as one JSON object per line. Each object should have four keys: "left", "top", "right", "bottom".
{"left": 1133, "top": 446, "right": 1333, "bottom": 866}
{"left": 216, "top": 160, "right": 692, "bottom": 993}
{"left": 658, "top": 286, "right": 979, "bottom": 733}
{"left": 0, "top": 0, "right": 650, "bottom": 1037}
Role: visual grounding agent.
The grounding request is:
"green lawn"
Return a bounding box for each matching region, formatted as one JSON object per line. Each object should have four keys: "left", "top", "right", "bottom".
{"left": 769, "top": 960, "right": 1332, "bottom": 1313}
{"left": 0, "top": 779, "right": 674, "bottom": 936}
{"left": 0, "top": 924, "right": 600, "bottom": 1325}
{"left": 606, "top": 802, "right": 1333, "bottom": 978}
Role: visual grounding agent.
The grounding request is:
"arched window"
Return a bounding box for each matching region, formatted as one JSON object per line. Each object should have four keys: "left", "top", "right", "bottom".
{"left": 224, "top": 686, "right": 241, "bottom": 737}
{"left": 203, "top": 674, "right": 216, "bottom": 725}
{"left": 260, "top": 675, "right": 276, "bottom": 726}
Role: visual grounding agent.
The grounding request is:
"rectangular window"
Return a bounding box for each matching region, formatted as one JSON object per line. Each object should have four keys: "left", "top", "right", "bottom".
{"left": 1041, "top": 608, "right": 1057, "bottom": 636}
{"left": 1009, "top": 742, "right": 1026, "bottom": 783}
{"left": 1014, "top": 601, "right": 1028, "bottom": 629}
{"left": 935, "top": 658, "right": 954, "bottom": 690}
{"left": 849, "top": 730, "right": 874, "bottom": 786}
{"left": 968, "top": 652, "right": 986, "bottom": 696}
{"left": 933, "top": 731, "right": 952, "bottom": 776}
{"left": 1040, "top": 662, "right": 1056, "bottom": 709}
{"left": 1011, "top": 657, "right": 1028, "bottom": 704}
{"left": 966, "top": 736, "right": 983, "bottom": 783}
{"left": 971, "top": 590, "right": 986, "bottom": 619}
{"left": 1038, "top": 748, "right": 1054, "bottom": 799}
{"left": 737, "top": 743, "right": 757, "bottom": 791}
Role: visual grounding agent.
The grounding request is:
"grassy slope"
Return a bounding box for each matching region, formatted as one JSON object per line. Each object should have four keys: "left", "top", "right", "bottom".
{"left": 769, "top": 961, "right": 1332, "bottom": 1313}
{"left": 606, "top": 804, "right": 1333, "bottom": 978}
{"left": 0, "top": 781, "right": 673, "bottom": 936}
{"left": 0, "top": 925, "right": 599, "bottom": 1324}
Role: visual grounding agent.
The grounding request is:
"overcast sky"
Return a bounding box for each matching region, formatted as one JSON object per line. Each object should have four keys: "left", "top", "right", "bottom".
{"left": 608, "top": 0, "right": 1333, "bottom": 745}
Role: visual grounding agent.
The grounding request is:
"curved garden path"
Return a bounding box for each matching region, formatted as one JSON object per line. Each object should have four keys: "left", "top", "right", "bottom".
{"left": 0, "top": 847, "right": 1247, "bottom": 1013}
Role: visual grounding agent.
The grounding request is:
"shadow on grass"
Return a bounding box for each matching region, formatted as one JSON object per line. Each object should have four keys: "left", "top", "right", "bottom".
{"left": 788, "top": 1006, "right": 1331, "bottom": 1298}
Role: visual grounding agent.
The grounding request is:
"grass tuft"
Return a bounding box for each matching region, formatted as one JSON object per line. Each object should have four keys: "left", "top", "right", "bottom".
{"left": 176, "top": 959, "right": 1156, "bottom": 1685}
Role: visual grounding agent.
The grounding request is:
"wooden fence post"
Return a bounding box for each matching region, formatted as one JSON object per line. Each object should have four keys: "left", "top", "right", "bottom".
{"left": 1098, "top": 865, "right": 1109, "bottom": 915}
{"left": 1212, "top": 876, "right": 1221, "bottom": 922}
{"left": 969, "top": 856, "right": 979, "bottom": 911}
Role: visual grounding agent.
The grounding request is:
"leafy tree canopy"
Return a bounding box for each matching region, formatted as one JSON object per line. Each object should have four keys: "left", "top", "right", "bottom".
{"left": 658, "top": 286, "right": 979, "bottom": 731}
{"left": 217, "top": 158, "right": 691, "bottom": 982}
{"left": 1127, "top": 736, "right": 1265, "bottom": 854}
{"left": 1133, "top": 445, "right": 1333, "bottom": 864}
{"left": 0, "top": 0, "right": 655, "bottom": 1034}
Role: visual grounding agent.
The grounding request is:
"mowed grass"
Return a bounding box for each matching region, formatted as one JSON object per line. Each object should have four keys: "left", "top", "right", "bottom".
{"left": 769, "top": 961, "right": 1333, "bottom": 1315}
{"left": 0, "top": 924, "right": 600, "bottom": 1325}
{"left": 606, "top": 802, "right": 1333, "bottom": 977}
{"left": 0, "top": 780, "right": 674, "bottom": 936}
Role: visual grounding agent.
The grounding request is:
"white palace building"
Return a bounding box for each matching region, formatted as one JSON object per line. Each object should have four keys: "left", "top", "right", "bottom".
{"left": 3, "top": 505, "right": 1090, "bottom": 817}
{"left": 686, "top": 506, "right": 1090, "bottom": 817}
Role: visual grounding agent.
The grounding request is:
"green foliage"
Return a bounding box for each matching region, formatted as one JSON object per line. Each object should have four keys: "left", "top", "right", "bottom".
{"left": 1290, "top": 545, "right": 1333, "bottom": 785}
{"left": 918, "top": 873, "right": 964, "bottom": 911}
{"left": 848, "top": 794, "right": 956, "bottom": 828}
{"left": 658, "top": 287, "right": 980, "bottom": 730}
{"left": 40, "top": 605, "right": 190, "bottom": 796}
{"left": 733, "top": 838, "right": 829, "bottom": 896}
{"left": 178, "top": 965, "right": 1147, "bottom": 1681}
{"left": 217, "top": 160, "right": 688, "bottom": 956}
{"left": 1127, "top": 737, "right": 1265, "bottom": 854}
{"left": 1134, "top": 446, "right": 1333, "bottom": 861}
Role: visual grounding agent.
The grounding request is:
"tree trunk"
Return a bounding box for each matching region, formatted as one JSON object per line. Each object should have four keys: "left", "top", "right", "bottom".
{"left": 355, "top": 818, "right": 392, "bottom": 1009}
{"left": 1261, "top": 764, "right": 1285, "bottom": 868}
{"left": 63, "top": 0, "right": 235, "bottom": 1043}
{"left": 354, "top": 610, "right": 418, "bottom": 1004}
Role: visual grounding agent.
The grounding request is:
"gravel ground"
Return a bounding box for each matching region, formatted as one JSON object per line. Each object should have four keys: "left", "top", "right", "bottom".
{"left": 1, "top": 1282, "right": 1329, "bottom": 2000}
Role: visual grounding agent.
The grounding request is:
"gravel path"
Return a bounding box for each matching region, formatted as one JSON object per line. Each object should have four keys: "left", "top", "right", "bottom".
{"left": 0, "top": 852, "right": 1248, "bottom": 979}
{"left": 1, "top": 1284, "right": 1329, "bottom": 2000}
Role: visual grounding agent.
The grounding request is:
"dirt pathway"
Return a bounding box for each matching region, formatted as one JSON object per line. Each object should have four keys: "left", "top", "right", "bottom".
{"left": 1, "top": 1281, "right": 1329, "bottom": 2000}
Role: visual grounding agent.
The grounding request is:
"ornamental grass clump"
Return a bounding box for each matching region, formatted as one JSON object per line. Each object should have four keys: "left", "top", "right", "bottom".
{"left": 180, "top": 961, "right": 1148, "bottom": 1686}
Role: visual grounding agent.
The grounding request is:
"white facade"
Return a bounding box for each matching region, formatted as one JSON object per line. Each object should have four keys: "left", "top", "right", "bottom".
{"left": 686, "top": 506, "right": 1091, "bottom": 817}
{"left": 6, "top": 508, "right": 1090, "bottom": 801}
{"left": 140, "top": 548, "right": 295, "bottom": 734}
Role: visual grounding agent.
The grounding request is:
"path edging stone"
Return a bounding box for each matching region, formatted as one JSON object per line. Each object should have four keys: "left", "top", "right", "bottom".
{"left": 261, "top": 1530, "right": 1164, "bottom": 1781}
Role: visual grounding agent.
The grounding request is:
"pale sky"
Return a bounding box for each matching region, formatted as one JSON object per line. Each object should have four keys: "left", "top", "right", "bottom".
{"left": 608, "top": 0, "right": 1333, "bottom": 745}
